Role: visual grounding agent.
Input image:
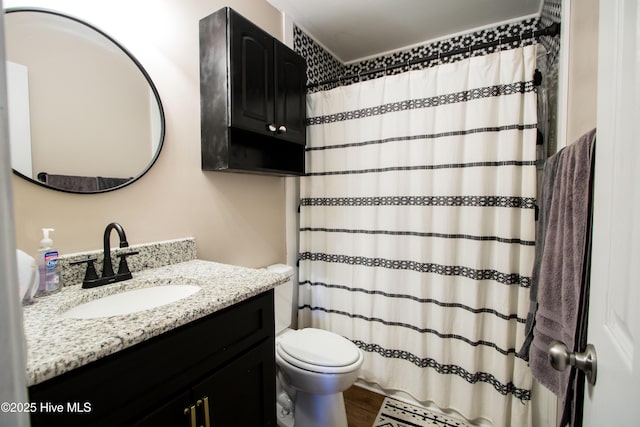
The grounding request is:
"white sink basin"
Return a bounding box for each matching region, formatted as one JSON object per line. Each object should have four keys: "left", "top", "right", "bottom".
{"left": 60, "top": 285, "right": 201, "bottom": 319}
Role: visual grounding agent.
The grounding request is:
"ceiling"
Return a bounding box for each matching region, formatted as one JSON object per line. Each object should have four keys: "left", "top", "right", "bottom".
{"left": 266, "top": 0, "right": 542, "bottom": 63}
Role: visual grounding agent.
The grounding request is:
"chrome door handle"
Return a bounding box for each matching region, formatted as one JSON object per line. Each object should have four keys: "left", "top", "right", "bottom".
{"left": 548, "top": 341, "right": 597, "bottom": 385}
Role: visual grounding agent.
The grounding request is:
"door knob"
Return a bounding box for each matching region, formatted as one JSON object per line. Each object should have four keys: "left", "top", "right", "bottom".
{"left": 277, "top": 125, "right": 287, "bottom": 134}
{"left": 267, "top": 123, "right": 277, "bottom": 132}
{"left": 548, "top": 341, "right": 597, "bottom": 385}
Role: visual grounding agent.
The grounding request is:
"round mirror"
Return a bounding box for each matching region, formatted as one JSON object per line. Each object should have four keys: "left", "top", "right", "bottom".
{"left": 5, "top": 8, "right": 165, "bottom": 193}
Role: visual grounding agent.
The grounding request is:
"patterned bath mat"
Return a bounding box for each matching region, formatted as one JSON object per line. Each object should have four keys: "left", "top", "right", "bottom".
{"left": 373, "top": 397, "right": 471, "bottom": 427}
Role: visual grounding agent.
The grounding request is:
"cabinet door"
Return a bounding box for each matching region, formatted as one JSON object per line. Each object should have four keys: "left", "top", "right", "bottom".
{"left": 229, "top": 10, "right": 274, "bottom": 136}
{"left": 192, "top": 339, "right": 276, "bottom": 427}
{"left": 274, "top": 41, "right": 307, "bottom": 145}
{"left": 131, "top": 391, "right": 191, "bottom": 427}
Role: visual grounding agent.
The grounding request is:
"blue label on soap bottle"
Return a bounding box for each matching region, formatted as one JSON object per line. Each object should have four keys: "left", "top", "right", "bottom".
{"left": 45, "top": 251, "right": 59, "bottom": 269}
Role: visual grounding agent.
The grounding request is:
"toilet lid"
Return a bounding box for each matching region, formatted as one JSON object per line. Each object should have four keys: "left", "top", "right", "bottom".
{"left": 278, "top": 328, "right": 361, "bottom": 367}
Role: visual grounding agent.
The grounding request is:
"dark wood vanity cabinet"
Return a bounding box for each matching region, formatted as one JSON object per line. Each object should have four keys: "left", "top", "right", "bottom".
{"left": 134, "top": 340, "right": 275, "bottom": 427}
{"left": 28, "top": 291, "right": 277, "bottom": 427}
{"left": 200, "top": 7, "right": 307, "bottom": 175}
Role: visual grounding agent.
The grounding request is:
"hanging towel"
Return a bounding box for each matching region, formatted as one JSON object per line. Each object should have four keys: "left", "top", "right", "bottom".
{"left": 97, "top": 176, "right": 131, "bottom": 190}
{"left": 527, "top": 128, "right": 596, "bottom": 425}
{"left": 40, "top": 173, "right": 131, "bottom": 192}
{"left": 518, "top": 147, "right": 562, "bottom": 360}
{"left": 42, "top": 173, "right": 99, "bottom": 192}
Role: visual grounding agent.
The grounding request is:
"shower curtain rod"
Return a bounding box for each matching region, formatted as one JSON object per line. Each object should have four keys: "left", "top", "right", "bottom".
{"left": 306, "top": 22, "right": 561, "bottom": 89}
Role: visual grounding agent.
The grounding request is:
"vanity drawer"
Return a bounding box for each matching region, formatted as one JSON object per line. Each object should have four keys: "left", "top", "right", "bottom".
{"left": 29, "top": 290, "right": 275, "bottom": 427}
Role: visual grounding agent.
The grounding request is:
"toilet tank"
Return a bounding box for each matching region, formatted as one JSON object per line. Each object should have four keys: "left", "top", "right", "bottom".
{"left": 267, "top": 264, "right": 295, "bottom": 335}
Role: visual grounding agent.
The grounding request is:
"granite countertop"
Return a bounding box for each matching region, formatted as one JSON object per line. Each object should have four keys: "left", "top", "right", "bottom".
{"left": 22, "top": 259, "right": 288, "bottom": 386}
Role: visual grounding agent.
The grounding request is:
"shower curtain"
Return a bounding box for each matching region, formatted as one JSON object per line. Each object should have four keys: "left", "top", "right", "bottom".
{"left": 298, "top": 45, "right": 537, "bottom": 427}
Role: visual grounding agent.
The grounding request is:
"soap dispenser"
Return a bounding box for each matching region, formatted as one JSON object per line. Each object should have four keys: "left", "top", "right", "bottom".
{"left": 36, "top": 228, "right": 62, "bottom": 295}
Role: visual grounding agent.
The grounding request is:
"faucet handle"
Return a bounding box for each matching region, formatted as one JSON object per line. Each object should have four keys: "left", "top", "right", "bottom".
{"left": 70, "top": 257, "right": 99, "bottom": 284}
{"left": 116, "top": 251, "right": 139, "bottom": 276}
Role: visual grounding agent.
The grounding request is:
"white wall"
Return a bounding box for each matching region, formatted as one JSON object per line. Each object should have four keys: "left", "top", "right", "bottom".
{"left": 565, "top": 0, "right": 598, "bottom": 145}
{"left": 558, "top": 0, "right": 599, "bottom": 148}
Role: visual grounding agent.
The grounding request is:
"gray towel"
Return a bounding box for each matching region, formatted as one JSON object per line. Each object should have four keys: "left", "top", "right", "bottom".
{"left": 518, "top": 147, "right": 562, "bottom": 359}
{"left": 41, "top": 174, "right": 131, "bottom": 192}
{"left": 43, "top": 173, "right": 98, "bottom": 192}
{"left": 528, "top": 129, "right": 595, "bottom": 424}
{"left": 97, "top": 176, "right": 131, "bottom": 190}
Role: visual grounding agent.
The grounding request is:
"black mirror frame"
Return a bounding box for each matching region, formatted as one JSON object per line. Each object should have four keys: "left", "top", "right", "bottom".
{"left": 6, "top": 7, "right": 166, "bottom": 194}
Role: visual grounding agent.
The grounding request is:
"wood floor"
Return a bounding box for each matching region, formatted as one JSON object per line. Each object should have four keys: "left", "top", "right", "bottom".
{"left": 277, "top": 384, "right": 385, "bottom": 427}
{"left": 344, "top": 385, "right": 386, "bottom": 427}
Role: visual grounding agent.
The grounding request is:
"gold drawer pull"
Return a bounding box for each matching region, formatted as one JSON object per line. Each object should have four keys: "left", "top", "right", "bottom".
{"left": 197, "top": 396, "right": 211, "bottom": 427}
{"left": 184, "top": 404, "right": 196, "bottom": 427}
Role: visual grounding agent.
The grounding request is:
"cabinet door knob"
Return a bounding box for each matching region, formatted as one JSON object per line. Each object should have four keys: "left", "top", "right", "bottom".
{"left": 277, "top": 125, "right": 287, "bottom": 134}
{"left": 267, "top": 123, "right": 277, "bottom": 132}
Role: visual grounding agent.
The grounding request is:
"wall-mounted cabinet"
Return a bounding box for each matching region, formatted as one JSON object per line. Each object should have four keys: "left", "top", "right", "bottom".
{"left": 200, "top": 7, "right": 306, "bottom": 176}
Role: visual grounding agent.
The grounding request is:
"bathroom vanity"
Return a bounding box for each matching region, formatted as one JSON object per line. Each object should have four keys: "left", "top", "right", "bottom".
{"left": 22, "top": 250, "right": 287, "bottom": 427}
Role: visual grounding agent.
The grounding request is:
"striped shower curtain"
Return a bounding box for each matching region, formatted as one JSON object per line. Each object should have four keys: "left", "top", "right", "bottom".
{"left": 298, "top": 45, "right": 538, "bottom": 427}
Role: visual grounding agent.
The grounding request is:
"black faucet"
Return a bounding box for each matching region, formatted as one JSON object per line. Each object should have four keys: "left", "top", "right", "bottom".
{"left": 71, "top": 222, "right": 139, "bottom": 289}
{"left": 102, "top": 222, "right": 129, "bottom": 278}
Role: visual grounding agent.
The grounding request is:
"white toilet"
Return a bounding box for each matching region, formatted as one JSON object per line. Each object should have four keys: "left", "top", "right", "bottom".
{"left": 268, "top": 264, "right": 364, "bottom": 427}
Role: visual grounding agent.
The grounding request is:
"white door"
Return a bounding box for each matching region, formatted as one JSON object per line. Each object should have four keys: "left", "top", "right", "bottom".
{"left": 583, "top": 0, "right": 640, "bottom": 425}
{"left": 6, "top": 61, "right": 33, "bottom": 179}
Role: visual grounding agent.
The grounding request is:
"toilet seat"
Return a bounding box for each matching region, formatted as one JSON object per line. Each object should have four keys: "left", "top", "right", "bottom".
{"left": 277, "top": 328, "right": 363, "bottom": 374}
